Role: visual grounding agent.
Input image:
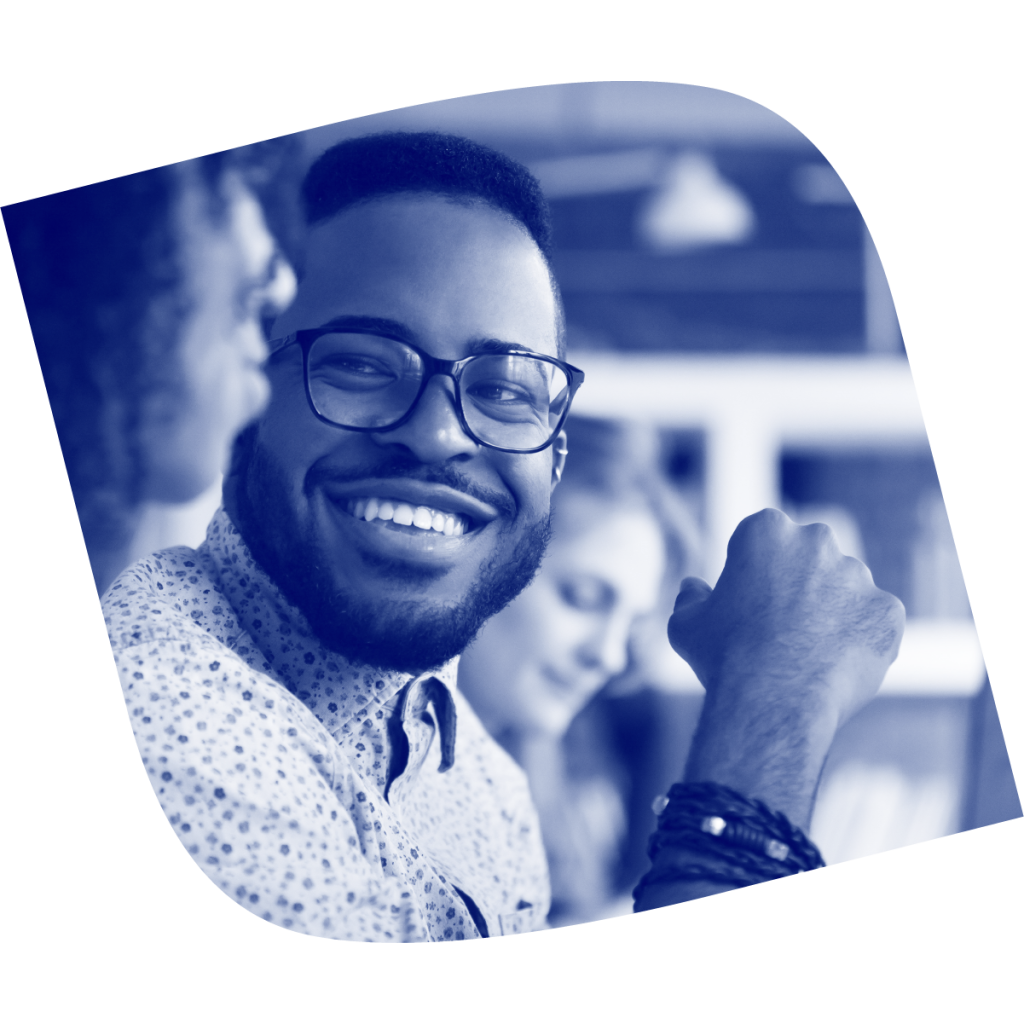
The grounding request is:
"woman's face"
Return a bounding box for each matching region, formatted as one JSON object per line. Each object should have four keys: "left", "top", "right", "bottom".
{"left": 459, "top": 491, "right": 665, "bottom": 738}
{"left": 139, "top": 170, "right": 297, "bottom": 504}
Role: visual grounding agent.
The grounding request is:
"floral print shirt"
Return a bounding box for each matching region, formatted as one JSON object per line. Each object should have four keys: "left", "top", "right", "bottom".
{"left": 103, "top": 508, "right": 549, "bottom": 942}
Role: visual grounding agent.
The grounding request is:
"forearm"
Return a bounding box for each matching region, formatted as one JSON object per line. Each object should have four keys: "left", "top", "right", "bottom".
{"left": 682, "top": 676, "right": 839, "bottom": 831}
{"left": 635, "top": 668, "right": 840, "bottom": 911}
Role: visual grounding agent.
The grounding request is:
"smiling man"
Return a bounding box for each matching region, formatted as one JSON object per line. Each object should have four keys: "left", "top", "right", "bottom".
{"left": 104, "top": 132, "right": 904, "bottom": 941}
{"left": 229, "top": 191, "right": 573, "bottom": 674}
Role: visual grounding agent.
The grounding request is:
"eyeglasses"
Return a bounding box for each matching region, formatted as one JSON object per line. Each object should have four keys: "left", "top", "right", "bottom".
{"left": 275, "top": 328, "right": 585, "bottom": 454}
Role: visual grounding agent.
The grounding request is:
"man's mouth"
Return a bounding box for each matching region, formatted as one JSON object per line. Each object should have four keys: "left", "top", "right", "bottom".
{"left": 345, "top": 497, "right": 472, "bottom": 536}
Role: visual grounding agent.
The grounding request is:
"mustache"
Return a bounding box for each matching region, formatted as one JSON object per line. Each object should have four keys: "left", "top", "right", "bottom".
{"left": 307, "top": 451, "right": 519, "bottom": 519}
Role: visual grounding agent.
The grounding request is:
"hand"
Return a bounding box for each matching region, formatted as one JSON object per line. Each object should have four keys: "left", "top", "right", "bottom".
{"left": 636, "top": 509, "right": 904, "bottom": 911}
{"left": 671, "top": 508, "right": 904, "bottom": 728}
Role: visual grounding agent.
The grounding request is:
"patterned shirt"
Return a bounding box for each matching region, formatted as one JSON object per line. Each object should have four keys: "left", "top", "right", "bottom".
{"left": 103, "top": 508, "right": 550, "bottom": 942}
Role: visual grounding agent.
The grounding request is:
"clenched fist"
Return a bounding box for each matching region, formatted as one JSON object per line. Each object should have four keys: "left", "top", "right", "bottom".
{"left": 669, "top": 508, "right": 905, "bottom": 829}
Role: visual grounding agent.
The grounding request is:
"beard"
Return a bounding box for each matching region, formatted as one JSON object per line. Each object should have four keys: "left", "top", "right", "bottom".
{"left": 227, "top": 426, "right": 552, "bottom": 674}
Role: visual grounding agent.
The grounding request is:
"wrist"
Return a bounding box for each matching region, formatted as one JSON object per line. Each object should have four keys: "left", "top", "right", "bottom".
{"left": 633, "top": 782, "right": 827, "bottom": 912}
{"left": 684, "top": 680, "right": 840, "bottom": 829}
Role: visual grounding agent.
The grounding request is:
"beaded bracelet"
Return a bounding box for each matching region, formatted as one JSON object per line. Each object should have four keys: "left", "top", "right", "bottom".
{"left": 633, "top": 782, "right": 825, "bottom": 906}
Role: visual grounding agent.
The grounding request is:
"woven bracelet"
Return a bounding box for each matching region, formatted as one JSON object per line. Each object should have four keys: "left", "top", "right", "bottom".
{"left": 647, "top": 829, "right": 796, "bottom": 881}
{"left": 655, "top": 782, "right": 825, "bottom": 871}
{"left": 633, "top": 781, "right": 825, "bottom": 908}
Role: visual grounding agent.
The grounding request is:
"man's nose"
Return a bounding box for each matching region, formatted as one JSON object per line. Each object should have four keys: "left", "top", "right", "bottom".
{"left": 372, "top": 375, "right": 479, "bottom": 463}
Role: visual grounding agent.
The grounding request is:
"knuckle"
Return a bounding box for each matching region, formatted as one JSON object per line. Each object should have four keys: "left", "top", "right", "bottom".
{"left": 840, "top": 553, "right": 873, "bottom": 584}
{"left": 883, "top": 591, "right": 907, "bottom": 627}
{"left": 740, "top": 507, "right": 787, "bottom": 535}
{"left": 800, "top": 520, "right": 838, "bottom": 555}
{"left": 763, "top": 507, "right": 794, "bottom": 535}
{"left": 802, "top": 520, "right": 831, "bottom": 537}
{"left": 730, "top": 508, "right": 792, "bottom": 558}
{"left": 862, "top": 591, "right": 906, "bottom": 657}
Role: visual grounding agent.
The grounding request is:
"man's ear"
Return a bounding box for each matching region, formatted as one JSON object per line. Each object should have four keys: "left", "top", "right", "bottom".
{"left": 550, "top": 429, "right": 568, "bottom": 490}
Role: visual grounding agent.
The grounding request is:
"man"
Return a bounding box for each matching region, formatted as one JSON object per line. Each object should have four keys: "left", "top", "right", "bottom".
{"left": 104, "top": 131, "right": 904, "bottom": 940}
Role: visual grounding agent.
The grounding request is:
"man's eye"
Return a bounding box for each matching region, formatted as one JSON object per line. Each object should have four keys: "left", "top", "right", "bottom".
{"left": 323, "top": 358, "right": 395, "bottom": 378}
{"left": 558, "top": 577, "right": 615, "bottom": 613}
{"left": 314, "top": 357, "right": 398, "bottom": 390}
{"left": 471, "top": 381, "right": 525, "bottom": 401}
{"left": 333, "top": 358, "right": 390, "bottom": 375}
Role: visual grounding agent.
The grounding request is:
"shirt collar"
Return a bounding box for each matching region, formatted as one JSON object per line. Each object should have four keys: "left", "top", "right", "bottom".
{"left": 201, "top": 507, "right": 459, "bottom": 744}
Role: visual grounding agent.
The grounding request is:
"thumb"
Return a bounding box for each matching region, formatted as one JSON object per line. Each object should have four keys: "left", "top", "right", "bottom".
{"left": 667, "top": 576, "right": 713, "bottom": 662}
{"left": 672, "top": 576, "right": 713, "bottom": 616}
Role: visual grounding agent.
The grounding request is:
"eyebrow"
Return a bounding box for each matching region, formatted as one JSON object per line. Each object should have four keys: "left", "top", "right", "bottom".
{"left": 466, "top": 338, "right": 541, "bottom": 357}
{"left": 313, "top": 316, "right": 544, "bottom": 357}
{"left": 315, "top": 315, "right": 418, "bottom": 344}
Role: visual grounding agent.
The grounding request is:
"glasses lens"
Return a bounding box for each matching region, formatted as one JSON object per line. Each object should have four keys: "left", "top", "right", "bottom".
{"left": 307, "top": 333, "right": 424, "bottom": 428}
{"left": 460, "top": 354, "right": 571, "bottom": 451}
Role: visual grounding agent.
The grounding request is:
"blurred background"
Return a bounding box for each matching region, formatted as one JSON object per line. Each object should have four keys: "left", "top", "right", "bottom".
{"left": 88, "top": 82, "right": 1021, "bottom": 923}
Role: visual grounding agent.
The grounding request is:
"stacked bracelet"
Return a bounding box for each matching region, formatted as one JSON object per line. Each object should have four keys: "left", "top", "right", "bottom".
{"left": 633, "top": 782, "right": 826, "bottom": 906}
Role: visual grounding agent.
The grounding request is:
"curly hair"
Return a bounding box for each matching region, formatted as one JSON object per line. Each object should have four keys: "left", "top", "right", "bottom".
{"left": 3, "top": 147, "right": 288, "bottom": 567}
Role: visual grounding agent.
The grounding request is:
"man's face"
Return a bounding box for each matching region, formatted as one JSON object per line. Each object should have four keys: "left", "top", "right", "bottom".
{"left": 229, "top": 195, "right": 565, "bottom": 672}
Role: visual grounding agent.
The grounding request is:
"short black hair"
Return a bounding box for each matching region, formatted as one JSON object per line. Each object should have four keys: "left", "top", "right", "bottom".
{"left": 302, "top": 131, "right": 553, "bottom": 258}
{"left": 301, "top": 131, "right": 565, "bottom": 357}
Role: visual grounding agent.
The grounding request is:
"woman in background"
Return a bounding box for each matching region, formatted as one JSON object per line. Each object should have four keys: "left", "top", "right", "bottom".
{"left": 4, "top": 147, "right": 298, "bottom": 594}
{"left": 459, "top": 415, "right": 702, "bottom": 926}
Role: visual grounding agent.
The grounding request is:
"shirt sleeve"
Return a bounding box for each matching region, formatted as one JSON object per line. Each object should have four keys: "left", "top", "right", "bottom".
{"left": 116, "top": 633, "right": 429, "bottom": 942}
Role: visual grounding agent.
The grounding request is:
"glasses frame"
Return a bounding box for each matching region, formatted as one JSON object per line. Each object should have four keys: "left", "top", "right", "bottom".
{"left": 274, "top": 328, "right": 586, "bottom": 455}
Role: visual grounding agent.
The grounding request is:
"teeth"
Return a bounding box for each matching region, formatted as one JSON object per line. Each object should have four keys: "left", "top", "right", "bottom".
{"left": 345, "top": 497, "right": 469, "bottom": 536}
